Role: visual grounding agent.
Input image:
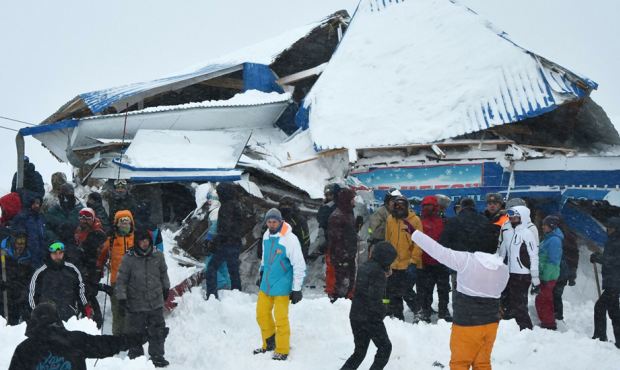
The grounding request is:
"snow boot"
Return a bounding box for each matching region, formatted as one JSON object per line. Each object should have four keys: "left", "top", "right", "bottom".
{"left": 420, "top": 309, "right": 432, "bottom": 323}
{"left": 272, "top": 352, "right": 288, "bottom": 361}
{"left": 592, "top": 334, "right": 608, "bottom": 342}
{"left": 151, "top": 355, "right": 169, "bottom": 368}
{"left": 253, "top": 335, "right": 276, "bottom": 354}
{"left": 438, "top": 309, "right": 453, "bottom": 322}
{"left": 128, "top": 347, "right": 144, "bottom": 359}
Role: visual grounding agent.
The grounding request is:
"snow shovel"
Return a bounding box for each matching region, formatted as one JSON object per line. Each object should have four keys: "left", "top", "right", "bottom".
{"left": 592, "top": 262, "right": 602, "bottom": 298}
{"left": 1, "top": 249, "right": 8, "bottom": 323}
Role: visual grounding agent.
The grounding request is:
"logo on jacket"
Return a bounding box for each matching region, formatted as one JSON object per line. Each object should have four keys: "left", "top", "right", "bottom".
{"left": 37, "top": 352, "right": 71, "bottom": 369}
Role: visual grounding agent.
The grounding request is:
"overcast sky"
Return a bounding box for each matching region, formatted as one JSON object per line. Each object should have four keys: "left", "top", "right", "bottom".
{"left": 0, "top": 0, "right": 618, "bottom": 193}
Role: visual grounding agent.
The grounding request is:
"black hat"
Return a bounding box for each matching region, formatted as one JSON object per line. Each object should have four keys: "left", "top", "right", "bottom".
{"left": 134, "top": 229, "right": 153, "bottom": 245}
{"left": 543, "top": 215, "right": 560, "bottom": 229}
{"left": 485, "top": 193, "right": 504, "bottom": 204}
{"left": 459, "top": 197, "right": 476, "bottom": 209}
{"left": 59, "top": 183, "right": 75, "bottom": 196}
{"left": 26, "top": 302, "right": 62, "bottom": 337}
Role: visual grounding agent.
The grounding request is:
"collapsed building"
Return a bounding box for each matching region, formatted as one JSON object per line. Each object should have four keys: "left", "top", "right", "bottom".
{"left": 16, "top": 0, "right": 620, "bottom": 261}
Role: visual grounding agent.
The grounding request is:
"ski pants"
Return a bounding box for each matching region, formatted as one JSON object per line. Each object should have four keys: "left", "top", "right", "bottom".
{"left": 450, "top": 322, "right": 499, "bottom": 370}
{"left": 206, "top": 245, "right": 241, "bottom": 299}
{"left": 506, "top": 273, "right": 532, "bottom": 330}
{"left": 553, "top": 279, "right": 568, "bottom": 320}
{"left": 403, "top": 264, "right": 419, "bottom": 313}
{"left": 386, "top": 269, "right": 408, "bottom": 320}
{"left": 126, "top": 308, "right": 166, "bottom": 357}
{"left": 593, "top": 288, "right": 620, "bottom": 343}
{"left": 256, "top": 291, "right": 291, "bottom": 355}
{"left": 535, "top": 280, "right": 557, "bottom": 329}
{"left": 418, "top": 264, "right": 450, "bottom": 313}
{"left": 341, "top": 319, "right": 392, "bottom": 370}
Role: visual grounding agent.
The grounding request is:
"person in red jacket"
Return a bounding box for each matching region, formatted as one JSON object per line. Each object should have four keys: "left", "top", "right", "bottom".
{"left": 325, "top": 188, "right": 358, "bottom": 302}
{"left": 418, "top": 196, "right": 452, "bottom": 322}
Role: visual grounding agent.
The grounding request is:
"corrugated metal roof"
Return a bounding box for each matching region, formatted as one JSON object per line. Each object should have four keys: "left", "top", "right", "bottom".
{"left": 306, "top": 0, "right": 598, "bottom": 150}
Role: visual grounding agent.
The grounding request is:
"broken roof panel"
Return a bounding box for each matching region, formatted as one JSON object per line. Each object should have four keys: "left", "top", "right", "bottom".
{"left": 306, "top": 0, "right": 597, "bottom": 150}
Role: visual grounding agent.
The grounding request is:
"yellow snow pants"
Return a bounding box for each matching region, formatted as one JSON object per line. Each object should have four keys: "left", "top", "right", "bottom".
{"left": 450, "top": 322, "right": 499, "bottom": 370}
{"left": 256, "top": 291, "right": 291, "bottom": 354}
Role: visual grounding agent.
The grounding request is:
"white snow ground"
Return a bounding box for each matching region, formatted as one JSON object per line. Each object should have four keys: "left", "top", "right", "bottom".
{"left": 2, "top": 241, "right": 620, "bottom": 369}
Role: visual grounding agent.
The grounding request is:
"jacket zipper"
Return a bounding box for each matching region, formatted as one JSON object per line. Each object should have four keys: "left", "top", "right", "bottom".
{"left": 266, "top": 239, "right": 276, "bottom": 294}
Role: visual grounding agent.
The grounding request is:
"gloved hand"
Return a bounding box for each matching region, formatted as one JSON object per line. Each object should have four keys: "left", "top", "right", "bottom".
{"left": 590, "top": 252, "right": 602, "bottom": 264}
{"left": 256, "top": 270, "right": 263, "bottom": 287}
{"left": 84, "top": 304, "right": 94, "bottom": 319}
{"left": 530, "top": 285, "right": 540, "bottom": 295}
{"left": 290, "top": 290, "right": 303, "bottom": 304}
{"left": 568, "top": 278, "right": 576, "bottom": 287}
{"left": 406, "top": 264, "right": 417, "bottom": 281}
{"left": 162, "top": 290, "right": 170, "bottom": 302}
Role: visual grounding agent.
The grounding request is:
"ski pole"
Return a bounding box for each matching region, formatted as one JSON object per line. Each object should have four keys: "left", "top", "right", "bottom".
{"left": 592, "top": 262, "right": 602, "bottom": 298}
{"left": 94, "top": 252, "right": 112, "bottom": 367}
{"left": 1, "top": 250, "right": 8, "bottom": 324}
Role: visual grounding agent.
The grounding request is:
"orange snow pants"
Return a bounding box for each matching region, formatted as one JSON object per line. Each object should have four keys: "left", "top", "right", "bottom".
{"left": 450, "top": 322, "right": 499, "bottom": 370}
{"left": 256, "top": 291, "right": 291, "bottom": 355}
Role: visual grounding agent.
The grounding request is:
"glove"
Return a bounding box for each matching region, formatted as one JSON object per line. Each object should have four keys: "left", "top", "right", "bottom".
{"left": 84, "top": 304, "right": 94, "bottom": 319}
{"left": 406, "top": 264, "right": 417, "bottom": 281}
{"left": 530, "top": 285, "right": 540, "bottom": 295}
{"left": 290, "top": 290, "right": 303, "bottom": 304}
{"left": 256, "top": 270, "right": 263, "bottom": 287}
{"left": 568, "top": 278, "right": 576, "bottom": 287}
{"left": 163, "top": 290, "right": 170, "bottom": 302}
{"left": 590, "top": 252, "right": 602, "bottom": 264}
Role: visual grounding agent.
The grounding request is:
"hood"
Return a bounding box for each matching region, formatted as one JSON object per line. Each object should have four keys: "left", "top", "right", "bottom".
{"left": 546, "top": 226, "right": 565, "bottom": 241}
{"left": 25, "top": 302, "right": 63, "bottom": 338}
{"left": 336, "top": 188, "right": 355, "bottom": 213}
{"left": 20, "top": 190, "right": 42, "bottom": 210}
{"left": 0, "top": 192, "right": 22, "bottom": 222}
{"left": 421, "top": 195, "right": 438, "bottom": 217}
{"left": 113, "top": 209, "right": 135, "bottom": 233}
{"left": 510, "top": 205, "right": 532, "bottom": 228}
{"left": 216, "top": 182, "right": 237, "bottom": 202}
{"left": 371, "top": 241, "right": 397, "bottom": 270}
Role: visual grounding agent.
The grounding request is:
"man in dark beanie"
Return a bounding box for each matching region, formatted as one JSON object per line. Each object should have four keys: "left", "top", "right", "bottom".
{"left": 9, "top": 302, "right": 147, "bottom": 370}
{"left": 45, "top": 183, "right": 82, "bottom": 242}
{"left": 341, "top": 241, "right": 397, "bottom": 370}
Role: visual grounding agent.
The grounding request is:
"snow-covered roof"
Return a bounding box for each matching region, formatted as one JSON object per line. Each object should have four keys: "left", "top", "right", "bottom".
{"left": 306, "top": 0, "right": 598, "bottom": 150}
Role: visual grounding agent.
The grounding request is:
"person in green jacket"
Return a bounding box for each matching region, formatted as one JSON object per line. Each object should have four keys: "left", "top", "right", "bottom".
{"left": 534, "top": 215, "right": 563, "bottom": 330}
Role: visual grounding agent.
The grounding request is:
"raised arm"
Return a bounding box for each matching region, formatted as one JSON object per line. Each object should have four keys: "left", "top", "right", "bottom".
{"left": 411, "top": 231, "right": 470, "bottom": 273}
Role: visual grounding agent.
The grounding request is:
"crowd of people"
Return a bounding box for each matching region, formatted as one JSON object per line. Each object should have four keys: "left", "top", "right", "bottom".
{"left": 3, "top": 158, "right": 619, "bottom": 369}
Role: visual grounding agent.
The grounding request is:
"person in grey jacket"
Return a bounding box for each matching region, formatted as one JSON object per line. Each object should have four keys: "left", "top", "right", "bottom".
{"left": 115, "top": 229, "right": 171, "bottom": 367}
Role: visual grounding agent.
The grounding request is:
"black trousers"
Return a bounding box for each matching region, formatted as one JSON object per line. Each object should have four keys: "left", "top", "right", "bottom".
{"left": 127, "top": 308, "right": 166, "bottom": 357}
{"left": 206, "top": 245, "right": 241, "bottom": 298}
{"left": 553, "top": 279, "right": 568, "bottom": 320}
{"left": 418, "top": 264, "right": 450, "bottom": 313}
{"left": 341, "top": 319, "right": 392, "bottom": 370}
{"left": 593, "top": 288, "right": 620, "bottom": 343}
{"left": 386, "top": 270, "right": 408, "bottom": 320}
{"left": 506, "top": 273, "right": 532, "bottom": 330}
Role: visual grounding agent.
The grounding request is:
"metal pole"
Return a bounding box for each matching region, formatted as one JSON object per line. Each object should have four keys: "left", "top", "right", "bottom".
{"left": 15, "top": 134, "right": 25, "bottom": 189}
{"left": 1, "top": 250, "right": 9, "bottom": 324}
{"left": 593, "top": 262, "right": 602, "bottom": 298}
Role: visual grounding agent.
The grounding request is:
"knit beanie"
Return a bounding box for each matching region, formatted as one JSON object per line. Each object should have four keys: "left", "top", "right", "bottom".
{"left": 264, "top": 208, "right": 283, "bottom": 222}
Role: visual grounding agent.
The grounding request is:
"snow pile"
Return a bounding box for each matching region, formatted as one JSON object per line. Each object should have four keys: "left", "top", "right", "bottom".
{"left": 307, "top": 0, "right": 589, "bottom": 149}
{"left": 3, "top": 288, "right": 620, "bottom": 369}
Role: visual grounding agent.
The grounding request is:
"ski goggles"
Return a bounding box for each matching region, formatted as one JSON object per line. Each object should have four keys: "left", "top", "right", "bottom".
{"left": 79, "top": 214, "right": 94, "bottom": 220}
{"left": 49, "top": 242, "right": 65, "bottom": 252}
{"left": 118, "top": 216, "right": 132, "bottom": 223}
{"left": 506, "top": 209, "right": 520, "bottom": 218}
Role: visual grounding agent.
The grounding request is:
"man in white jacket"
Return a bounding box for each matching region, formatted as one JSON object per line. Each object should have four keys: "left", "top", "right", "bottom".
{"left": 498, "top": 205, "right": 539, "bottom": 330}
{"left": 412, "top": 230, "right": 509, "bottom": 370}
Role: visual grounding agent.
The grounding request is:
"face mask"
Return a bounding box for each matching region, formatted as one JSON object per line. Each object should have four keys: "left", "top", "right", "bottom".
{"left": 117, "top": 223, "right": 131, "bottom": 235}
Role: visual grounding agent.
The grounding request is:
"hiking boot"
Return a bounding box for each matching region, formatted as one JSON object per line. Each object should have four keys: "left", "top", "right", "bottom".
{"left": 272, "top": 352, "right": 288, "bottom": 361}
{"left": 253, "top": 335, "right": 275, "bottom": 354}
{"left": 438, "top": 310, "right": 453, "bottom": 322}
{"left": 151, "top": 355, "right": 169, "bottom": 368}
{"left": 593, "top": 334, "right": 608, "bottom": 342}
{"left": 128, "top": 347, "right": 144, "bottom": 359}
{"left": 420, "top": 310, "right": 432, "bottom": 323}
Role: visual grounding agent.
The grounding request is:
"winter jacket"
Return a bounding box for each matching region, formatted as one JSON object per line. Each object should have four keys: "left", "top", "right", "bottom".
{"left": 317, "top": 201, "right": 337, "bottom": 231}
{"left": 440, "top": 207, "right": 497, "bottom": 254}
{"left": 44, "top": 202, "right": 82, "bottom": 243}
{"left": 327, "top": 188, "right": 358, "bottom": 268}
{"left": 259, "top": 222, "right": 306, "bottom": 296}
{"left": 75, "top": 220, "right": 107, "bottom": 286}
{"left": 107, "top": 192, "right": 137, "bottom": 225}
{"left": 96, "top": 210, "right": 135, "bottom": 284}
{"left": 413, "top": 231, "right": 509, "bottom": 326}
{"left": 558, "top": 226, "right": 579, "bottom": 282}
{"left": 498, "top": 206, "right": 540, "bottom": 285}
{"left": 281, "top": 206, "right": 310, "bottom": 257}
{"left": 368, "top": 205, "right": 389, "bottom": 242}
{"left": 0, "top": 192, "right": 22, "bottom": 226}
{"left": 499, "top": 218, "right": 540, "bottom": 248}
{"left": 11, "top": 162, "right": 44, "bottom": 198}
{"left": 0, "top": 238, "right": 33, "bottom": 319}
{"left": 598, "top": 229, "right": 620, "bottom": 291}
{"left": 350, "top": 242, "right": 397, "bottom": 322}
{"left": 114, "top": 245, "right": 170, "bottom": 312}
{"left": 214, "top": 183, "right": 242, "bottom": 247}
{"left": 28, "top": 256, "right": 88, "bottom": 321}
{"left": 9, "top": 312, "right": 141, "bottom": 370}
{"left": 385, "top": 210, "right": 423, "bottom": 270}
{"left": 420, "top": 196, "right": 445, "bottom": 266}
{"left": 11, "top": 192, "right": 46, "bottom": 268}
{"left": 538, "top": 227, "right": 563, "bottom": 282}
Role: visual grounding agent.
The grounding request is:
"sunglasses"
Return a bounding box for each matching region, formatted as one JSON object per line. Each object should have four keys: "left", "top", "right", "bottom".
{"left": 49, "top": 242, "right": 65, "bottom": 252}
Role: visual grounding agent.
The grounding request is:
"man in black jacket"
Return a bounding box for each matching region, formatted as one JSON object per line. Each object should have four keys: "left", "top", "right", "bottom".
{"left": 9, "top": 302, "right": 146, "bottom": 370}
{"left": 28, "top": 242, "right": 91, "bottom": 321}
{"left": 205, "top": 182, "right": 242, "bottom": 299}
{"left": 341, "top": 241, "right": 397, "bottom": 370}
{"left": 11, "top": 156, "right": 45, "bottom": 198}
{"left": 440, "top": 198, "right": 497, "bottom": 254}
{"left": 590, "top": 217, "right": 620, "bottom": 348}
{"left": 279, "top": 196, "right": 310, "bottom": 259}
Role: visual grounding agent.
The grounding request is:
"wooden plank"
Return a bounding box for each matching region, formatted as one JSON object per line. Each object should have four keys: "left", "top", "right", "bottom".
{"left": 520, "top": 144, "right": 576, "bottom": 153}
{"left": 200, "top": 77, "right": 244, "bottom": 90}
{"left": 277, "top": 63, "right": 328, "bottom": 86}
{"left": 278, "top": 148, "right": 347, "bottom": 169}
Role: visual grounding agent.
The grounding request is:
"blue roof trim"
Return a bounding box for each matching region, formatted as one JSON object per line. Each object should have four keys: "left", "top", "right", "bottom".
{"left": 113, "top": 159, "right": 239, "bottom": 172}
{"left": 19, "top": 119, "right": 79, "bottom": 136}
{"left": 130, "top": 175, "right": 242, "bottom": 183}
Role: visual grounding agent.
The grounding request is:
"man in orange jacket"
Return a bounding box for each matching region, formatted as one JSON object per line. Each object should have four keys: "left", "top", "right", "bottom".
{"left": 97, "top": 209, "right": 135, "bottom": 335}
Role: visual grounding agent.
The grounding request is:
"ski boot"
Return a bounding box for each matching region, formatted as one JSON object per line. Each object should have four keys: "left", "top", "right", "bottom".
{"left": 272, "top": 352, "right": 288, "bottom": 361}
{"left": 151, "top": 355, "right": 169, "bottom": 368}
{"left": 253, "top": 335, "right": 275, "bottom": 354}
{"left": 438, "top": 309, "right": 453, "bottom": 322}
{"left": 128, "top": 347, "right": 144, "bottom": 359}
